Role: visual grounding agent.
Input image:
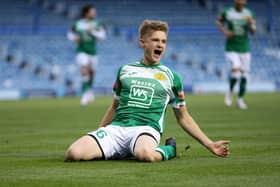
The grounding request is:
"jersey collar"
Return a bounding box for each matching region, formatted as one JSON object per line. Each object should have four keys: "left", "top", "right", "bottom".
{"left": 140, "top": 59, "right": 161, "bottom": 67}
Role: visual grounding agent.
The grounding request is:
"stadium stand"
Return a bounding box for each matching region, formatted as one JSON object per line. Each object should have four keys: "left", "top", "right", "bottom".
{"left": 0, "top": 0, "right": 279, "bottom": 98}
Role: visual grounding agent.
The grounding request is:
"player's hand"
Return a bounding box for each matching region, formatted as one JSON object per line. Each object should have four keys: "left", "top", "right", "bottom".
{"left": 224, "top": 30, "right": 233, "bottom": 39}
{"left": 247, "top": 17, "right": 256, "bottom": 32}
{"left": 87, "top": 26, "right": 93, "bottom": 33}
{"left": 207, "top": 140, "right": 230, "bottom": 157}
{"left": 74, "top": 36, "right": 80, "bottom": 43}
{"left": 247, "top": 17, "right": 256, "bottom": 25}
{"left": 87, "top": 25, "right": 96, "bottom": 33}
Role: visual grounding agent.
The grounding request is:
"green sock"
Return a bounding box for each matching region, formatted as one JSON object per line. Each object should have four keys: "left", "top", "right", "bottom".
{"left": 81, "top": 80, "right": 92, "bottom": 93}
{"left": 238, "top": 77, "right": 247, "bottom": 98}
{"left": 156, "top": 145, "right": 176, "bottom": 161}
{"left": 229, "top": 77, "right": 237, "bottom": 92}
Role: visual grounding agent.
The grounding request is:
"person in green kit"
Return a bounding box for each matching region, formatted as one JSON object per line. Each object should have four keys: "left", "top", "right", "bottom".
{"left": 65, "top": 20, "right": 230, "bottom": 162}
{"left": 67, "top": 4, "right": 106, "bottom": 106}
{"left": 217, "top": 0, "right": 256, "bottom": 109}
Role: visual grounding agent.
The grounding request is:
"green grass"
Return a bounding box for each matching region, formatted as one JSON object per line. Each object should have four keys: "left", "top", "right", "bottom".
{"left": 0, "top": 93, "right": 280, "bottom": 187}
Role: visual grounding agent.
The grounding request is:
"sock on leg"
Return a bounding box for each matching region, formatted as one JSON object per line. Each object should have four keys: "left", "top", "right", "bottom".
{"left": 238, "top": 77, "right": 247, "bottom": 98}
{"left": 81, "top": 76, "right": 92, "bottom": 93}
{"left": 156, "top": 145, "right": 176, "bottom": 161}
{"left": 82, "top": 80, "right": 91, "bottom": 93}
{"left": 229, "top": 77, "right": 237, "bottom": 92}
{"left": 229, "top": 71, "right": 241, "bottom": 92}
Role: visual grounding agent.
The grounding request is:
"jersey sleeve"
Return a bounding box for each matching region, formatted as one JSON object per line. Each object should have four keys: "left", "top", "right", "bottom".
{"left": 113, "top": 67, "right": 122, "bottom": 99}
{"left": 218, "top": 8, "right": 227, "bottom": 22}
{"left": 250, "top": 9, "right": 256, "bottom": 19}
{"left": 93, "top": 20, "right": 103, "bottom": 31}
{"left": 170, "top": 71, "right": 186, "bottom": 108}
{"left": 71, "top": 21, "right": 77, "bottom": 32}
{"left": 96, "top": 20, "right": 102, "bottom": 28}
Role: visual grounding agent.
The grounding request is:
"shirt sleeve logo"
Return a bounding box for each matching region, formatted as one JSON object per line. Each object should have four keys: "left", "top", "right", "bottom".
{"left": 113, "top": 81, "right": 117, "bottom": 89}
{"left": 178, "top": 91, "right": 185, "bottom": 100}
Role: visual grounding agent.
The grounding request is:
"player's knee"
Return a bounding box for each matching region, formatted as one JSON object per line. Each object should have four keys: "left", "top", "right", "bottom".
{"left": 65, "top": 147, "right": 83, "bottom": 161}
{"left": 231, "top": 69, "right": 241, "bottom": 79}
{"left": 81, "top": 65, "right": 90, "bottom": 75}
{"left": 135, "top": 147, "right": 157, "bottom": 162}
{"left": 231, "top": 68, "right": 240, "bottom": 73}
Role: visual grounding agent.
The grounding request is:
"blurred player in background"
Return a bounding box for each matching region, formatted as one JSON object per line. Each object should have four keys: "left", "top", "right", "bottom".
{"left": 217, "top": 0, "right": 256, "bottom": 109}
{"left": 67, "top": 4, "right": 106, "bottom": 106}
{"left": 65, "top": 20, "right": 230, "bottom": 162}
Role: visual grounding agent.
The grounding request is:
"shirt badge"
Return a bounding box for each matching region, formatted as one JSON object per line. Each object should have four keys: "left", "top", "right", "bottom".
{"left": 154, "top": 73, "right": 167, "bottom": 81}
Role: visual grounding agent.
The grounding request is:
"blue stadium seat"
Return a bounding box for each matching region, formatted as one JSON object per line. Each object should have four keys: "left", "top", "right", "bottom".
{"left": 0, "top": 0, "right": 279, "bottom": 94}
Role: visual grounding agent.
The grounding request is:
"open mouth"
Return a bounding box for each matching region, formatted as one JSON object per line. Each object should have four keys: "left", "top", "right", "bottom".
{"left": 154, "top": 49, "right": 162, "bottom": 56}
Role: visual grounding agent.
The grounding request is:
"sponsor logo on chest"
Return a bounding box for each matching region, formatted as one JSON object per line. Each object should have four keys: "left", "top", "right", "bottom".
{"left": 128, "top": 79, "right": 155, "bottom": 108}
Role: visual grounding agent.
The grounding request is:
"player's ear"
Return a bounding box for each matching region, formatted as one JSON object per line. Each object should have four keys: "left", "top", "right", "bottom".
{"left": 139, "top": 38, "right": 145, "bottom": 48}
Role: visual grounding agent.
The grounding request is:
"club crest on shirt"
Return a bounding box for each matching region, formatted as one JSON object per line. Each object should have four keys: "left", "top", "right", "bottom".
{"left": 243, "top": 16, "right": 249, "bottom": 22}
{"left": 154, "top": 73, "right": 167, "bottom": 81}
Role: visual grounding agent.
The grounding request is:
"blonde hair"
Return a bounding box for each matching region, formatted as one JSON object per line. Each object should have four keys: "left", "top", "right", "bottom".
{"left": 139, "top": 20, "right": 169, "bottom": 39}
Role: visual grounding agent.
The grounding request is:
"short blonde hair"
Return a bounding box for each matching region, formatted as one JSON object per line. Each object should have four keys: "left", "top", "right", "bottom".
{"left": 139, "top": 20, "right": 169, "bottom": 39}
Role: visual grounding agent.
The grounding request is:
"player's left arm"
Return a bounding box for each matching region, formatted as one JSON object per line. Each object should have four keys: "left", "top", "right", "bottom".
{"left": 88, "top": 23, "right": 106, "bottom": 40}
{"left": 248, "top": 11, "right": 256, "bottom": 34}
{"left": 173, "top": 106, "right": 230, "bottom": 157}
{"left": 248, "top": 17, "right": 256, "bottom": 34}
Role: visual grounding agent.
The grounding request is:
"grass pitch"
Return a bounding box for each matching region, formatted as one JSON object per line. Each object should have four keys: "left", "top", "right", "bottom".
{"left": 0, "top": 93, "right": 279, "bottom": 187}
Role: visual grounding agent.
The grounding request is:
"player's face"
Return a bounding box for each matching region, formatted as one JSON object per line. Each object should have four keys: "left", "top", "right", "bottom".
{"left": 234, "top": 0, "right": 247, "bottom": 8}
{"left": 140, "top": 30, "right": 167, "bottom": 65}
{"left": 86, "top": 8, "right": 96, "bottom": 19}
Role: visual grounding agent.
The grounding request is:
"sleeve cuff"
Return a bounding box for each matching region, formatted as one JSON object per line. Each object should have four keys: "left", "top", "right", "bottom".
{"left": 113, "top": 93, "right": 120, "bottom": 100}
{"left": 172, "top": 101, "right": 186, "bottom": 109}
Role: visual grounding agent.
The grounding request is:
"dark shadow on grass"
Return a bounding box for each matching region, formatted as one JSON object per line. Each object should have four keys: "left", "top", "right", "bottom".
{"left": 63, "top": 157, "right": 150, "bottom": 164}
{"left": 63, "top": 157, "right": 185, "bottom": 164}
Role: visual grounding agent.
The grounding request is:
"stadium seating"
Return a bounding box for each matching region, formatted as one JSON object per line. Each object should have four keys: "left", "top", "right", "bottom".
{"left": 0, "top": 0, "right": 279, "bottom": 96}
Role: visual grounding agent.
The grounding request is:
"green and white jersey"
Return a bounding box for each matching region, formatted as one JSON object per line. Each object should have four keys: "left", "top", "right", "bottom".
{"left": 112, "top": 61, "right": 186, "bottom": 134}
{"left": 72, "top": 19, "right": 102, "bottom": 55}
{"left": 220, "top": 7, "right": 255, "bottom": 53}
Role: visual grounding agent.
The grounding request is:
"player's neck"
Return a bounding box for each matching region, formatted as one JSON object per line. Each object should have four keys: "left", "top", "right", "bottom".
{"left": 142, "top": 58, "right": 160, "bottom": 66}
{"left": 83, "top": 17, "right": 94, "bottom": 20}
{"left": 234, "top": 5, "right": 244, "bottom": 12}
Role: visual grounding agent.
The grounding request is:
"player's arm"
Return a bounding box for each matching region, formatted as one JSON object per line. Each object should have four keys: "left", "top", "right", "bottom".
{"left": 88, "top": 25, "right": 106, "bottom": 40}
{"left": 173, "top": 106, "right": 230, "bottom": 157}
{"left": 99, "top": 68, "right": 121, "bottom": 127}
{"left": 67, "top": 25, "right": 80, "bottom": 43}
{"left": 216, "top": 15, "right": 233, "bottom": 38}
{"left": 99, "top": 98, "right": 119, "bottom": 127}
{"left": 248, "top": 17, "right": 256, "bottom": 34}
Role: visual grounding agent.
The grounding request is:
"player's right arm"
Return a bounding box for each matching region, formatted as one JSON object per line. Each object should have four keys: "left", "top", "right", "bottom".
{"left": 99, "top": 67, "right": 122, "bottom": 127}
{"left": 99, "top": 98, "right": 119, "bottom": 127}
{"left": 216, "top": 12, "right": 233, "bottom": 38}
{"left": 67, "top": 24, "right": 80, "bottom": 43}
